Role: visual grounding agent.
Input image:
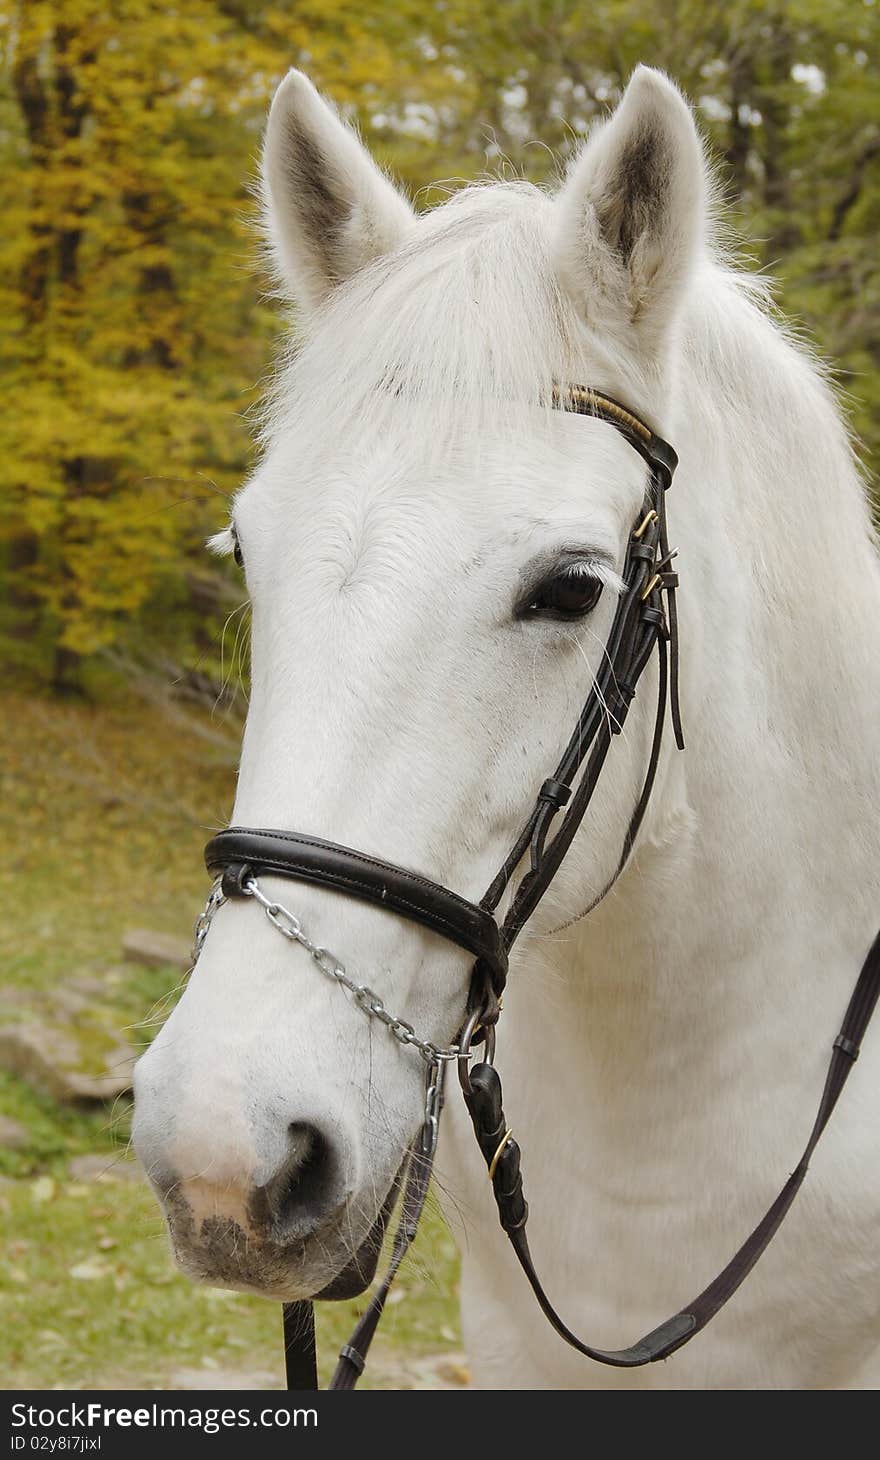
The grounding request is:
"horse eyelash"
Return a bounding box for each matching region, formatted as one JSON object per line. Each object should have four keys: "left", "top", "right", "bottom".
{"left": 207, "top": 525, "right": 235, "bottom": 557}
{"left": 563, "top": 559, "right": 626, "bottom": 596}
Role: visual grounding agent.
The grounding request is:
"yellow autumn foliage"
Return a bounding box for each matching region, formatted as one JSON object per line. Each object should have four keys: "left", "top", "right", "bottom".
{"left": 1, "top": 0, "right": 876, "bottom": 690}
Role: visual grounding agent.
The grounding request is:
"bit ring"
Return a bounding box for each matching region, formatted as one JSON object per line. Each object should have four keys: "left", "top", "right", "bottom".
{"left": 457, "top": 1004, "right": 496, "bottom": 1095}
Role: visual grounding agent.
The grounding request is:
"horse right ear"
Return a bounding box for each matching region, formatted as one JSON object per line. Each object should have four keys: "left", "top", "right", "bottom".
{"left": 553, "top": 67, "right": 707, "bottom": 364}
{"left": 261, "top": 70, "right": 414, "bottom": 316}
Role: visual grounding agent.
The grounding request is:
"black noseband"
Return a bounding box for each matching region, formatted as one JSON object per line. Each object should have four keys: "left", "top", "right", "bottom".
{"left": 205, "top": 828, "right": 509, "bottom": 994}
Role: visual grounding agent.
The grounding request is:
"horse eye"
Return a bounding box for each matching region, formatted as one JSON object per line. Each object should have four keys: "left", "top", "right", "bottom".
{"left": 523, "top": 568, "right": 604, "bottom": 620}
{"left": 232, "top": 534, "right": 244, "bottom": 569}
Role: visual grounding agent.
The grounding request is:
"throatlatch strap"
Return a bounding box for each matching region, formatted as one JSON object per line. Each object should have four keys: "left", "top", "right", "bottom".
{"left": 465, "top": 929, "right": 880, "bottom": 1367}
{"left": 283, "top": 1301, "right": 317, "bottom": 1390}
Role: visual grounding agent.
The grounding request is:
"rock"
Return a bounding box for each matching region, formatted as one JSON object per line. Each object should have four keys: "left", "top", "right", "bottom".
{"left": 122, "top": 929, "right": 192, "bottom": 971}
{"left": 0, "top": 1024, "right": 136, "bottom": 1104}
{"left": 73, "top": 971, "right": 126, "bottom": 995}
{"left": 68, "top": 1153, "right": 144, "bottom": 1183}
{"left": 0, "top": 1024, "right": 79, "bottom": 1102}
{"left": 1, "top": 989, "right": 37, "bottom": 1011}
{"left": 405, "top": 1352, "right": 471, "bottom": 1390}
{"left": 434, "top": 1357, "right": 471, "bottom": 1387}
{"left": 362, "top": 1350, "right": 471, "bottom": 1391}
{"left": 50, "top": 987, "right": 94, "bottom": 1016}
{"left": 31, "top": 1175, "right": 56, "bottom": 1203}
{"left": 0, "top": 1115, "right": 28, "bottom": 1149}
{"left": 166, "top": 1351, "right": 470, "bottom": 1392}
{"left": 171, "top": 1368, "right": 279, "bottom": 1391}
{"left": 68, "top": 1150, "right": 143, "bottom": 1185}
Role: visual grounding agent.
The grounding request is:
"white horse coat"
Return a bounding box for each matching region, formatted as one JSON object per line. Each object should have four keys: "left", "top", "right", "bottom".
{"left": 133, "top": 66, "right": 880, "bottom": 1390}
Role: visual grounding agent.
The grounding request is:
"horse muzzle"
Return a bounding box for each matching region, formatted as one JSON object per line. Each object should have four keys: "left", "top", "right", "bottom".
{"left": 145, "top": 1146, "right": 401, "bottom": 1302}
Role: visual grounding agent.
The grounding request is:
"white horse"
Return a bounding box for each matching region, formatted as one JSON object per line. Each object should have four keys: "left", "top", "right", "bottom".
{"left": 133, "top": 66, "right": 880, "bottom": 1390}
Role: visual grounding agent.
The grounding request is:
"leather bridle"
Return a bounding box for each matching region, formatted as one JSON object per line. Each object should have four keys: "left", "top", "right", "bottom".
{"left": 197, "top": 386, "right": 880, "bottom": 1390}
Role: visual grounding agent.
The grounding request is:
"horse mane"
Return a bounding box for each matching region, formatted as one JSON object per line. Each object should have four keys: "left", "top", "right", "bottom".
{"left": 260, "top": 181, "right": 639, "bottom": 458}
{"left": 260, "top": 174, "right": 877, "bottom": 572}
{"left": 677, "top": 258, "right": 879, "bottom": 620}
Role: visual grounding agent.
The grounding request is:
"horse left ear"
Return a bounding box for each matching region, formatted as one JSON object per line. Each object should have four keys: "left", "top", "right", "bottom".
{"left": 553, "top": 67, "right": 708, "bottom": 361}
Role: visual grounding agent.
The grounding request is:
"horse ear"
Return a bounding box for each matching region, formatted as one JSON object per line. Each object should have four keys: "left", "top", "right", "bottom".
{"left": 553, "top": 67, "right": 707, "bottom": 360}
{"left": 261, "top": 70, "right": 414, "bottom": 314}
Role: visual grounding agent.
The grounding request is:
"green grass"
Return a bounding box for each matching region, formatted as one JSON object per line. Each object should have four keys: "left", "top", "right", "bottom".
{"left": 0, "top": 1174, "right": 460, "bottom": 1389}
{"left": 0, "top": 690, "right": 462, "bottom": 1390}
{"left": 0, "top": 691, "right": 234, "bottom": 993}
{"left": 0, "top": 1072, "right": 126, "bottom": 1181}
{"left": 0, "top": 958, "right": 185, "bottom": 1184}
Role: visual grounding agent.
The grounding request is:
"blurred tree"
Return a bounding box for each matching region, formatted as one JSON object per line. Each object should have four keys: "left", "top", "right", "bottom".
{"left": 0, "top": 0, "right": 876, "bottom": 694}
{"left": 371, "top": 0, "right": 879, "bottom": 456}
{"left": 0, "top": 0, "right": 401, "bottom": 689}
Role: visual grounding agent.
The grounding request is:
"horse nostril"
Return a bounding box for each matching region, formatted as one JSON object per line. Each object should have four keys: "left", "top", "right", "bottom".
{"left": 254, "top": 1122, "right": 340, "bottom": 1241}
{"left": 275, "top": 1122, "right": 328, "bottom": 1211}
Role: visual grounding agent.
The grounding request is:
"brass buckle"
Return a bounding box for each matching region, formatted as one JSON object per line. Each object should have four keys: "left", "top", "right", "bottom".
{"left": 487, "top": 1128, "right": 514, "bottom": 1182}
{"left": 632, "top": 509, "right": 659, "bottom": 541}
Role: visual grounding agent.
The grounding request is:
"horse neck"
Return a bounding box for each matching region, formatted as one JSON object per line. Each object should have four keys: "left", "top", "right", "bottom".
{"left": 515, "top": 266, "right": 880, "bottom": 1131}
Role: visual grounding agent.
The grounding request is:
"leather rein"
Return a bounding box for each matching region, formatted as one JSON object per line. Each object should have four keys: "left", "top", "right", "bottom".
{"left": 198, "top": 387, "right": 880, "bottom": 1389}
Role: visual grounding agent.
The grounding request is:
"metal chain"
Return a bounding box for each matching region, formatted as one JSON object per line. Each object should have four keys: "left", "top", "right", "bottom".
{"left": 190, "top": 875, "right": 462, "bottom": 1065}
{"left": 192, "top": 879, "right": 226, "bottom": 964}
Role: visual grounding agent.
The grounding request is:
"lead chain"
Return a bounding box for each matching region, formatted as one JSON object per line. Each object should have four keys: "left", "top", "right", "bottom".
{"left": 190, "top": 876, "right": 462, "bottom": 1066}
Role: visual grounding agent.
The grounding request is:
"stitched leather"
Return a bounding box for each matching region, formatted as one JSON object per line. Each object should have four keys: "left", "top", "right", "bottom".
{"left": 205, "top": 827, "right": 508, "bottom": 988}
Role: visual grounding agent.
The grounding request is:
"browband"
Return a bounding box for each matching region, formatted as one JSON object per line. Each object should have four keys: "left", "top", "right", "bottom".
{"left": 551, "top": 386, "right": 678, "bottom": 487}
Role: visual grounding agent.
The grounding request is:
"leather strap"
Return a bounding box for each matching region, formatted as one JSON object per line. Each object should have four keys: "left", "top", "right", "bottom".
{"left": 205, "top": 827, "right": 508, "bottom": 994}
{"left": 464, "top": 928, "right": 880, "bottom": 1366}
{"left": 328, "top": 1144, "right": 436, "bottom": 1389}
{"left": 551, "top": 386, "right": 678, "bottom": 489}
{"left": 282, "top": 1301, "right": 317, "bottom": 1389}
{"left": 328, "top": 1062, "right": 446, "bottom": 1390}
{"left": 484, "top": 469, "right": 675, "bottom": 983}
